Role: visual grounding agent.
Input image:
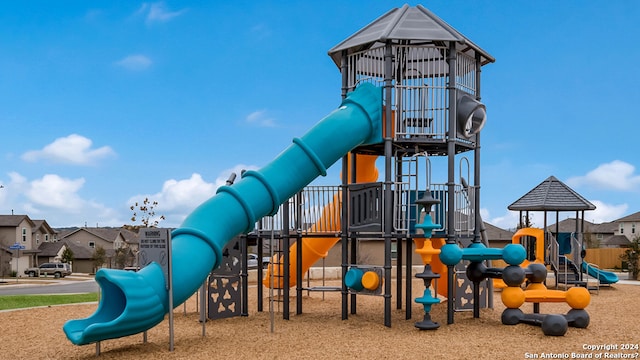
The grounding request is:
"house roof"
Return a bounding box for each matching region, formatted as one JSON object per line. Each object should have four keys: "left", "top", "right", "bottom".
{"left": 483, "top": 222, "right": 514, "bottom": 241}
{"left": 602, "top": 235, "right": 632, "bottom": 247}
{"left": 63, "top": 240, "right": 94, "bottom": 260}
{"left": 327, "top": 4, "right": 495, "bottom": 69}
{"left": 615, "top": 211, "right": 640, "bottom": 223}
{"left": 59, "top": 227, "right": 138, "bottom": 244}
{"left": 590, "top": 221, "right": 618, "bottom": 234}
{"left": 508, "top": 176, "right": 596, "bottom": 212}
{"left": 545, "top": 218, "right": 598, "bottom": 233}
{"left": 31, "top": 219, "right": 57, "bottom": 235}
{"left": 0, "top": 215, "right": 35, "bottom": 227}
{"left": 36, "top": 241, "right": 64, "bottom": 257}
{"left": 36, "top": 239, "right": 96, "bottom": 260}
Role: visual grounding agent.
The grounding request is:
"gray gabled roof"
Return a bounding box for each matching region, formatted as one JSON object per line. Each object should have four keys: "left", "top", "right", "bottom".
{"left": 328, "top": 4, "right": 494, "bottom": 68}
{"left": 483, "top": 222, "right": 514, "bottom": 241}
{"left": 602, "top": 235, "right": 631, "bottom": 247}
{"left": 591, "top": 221, "right": 617, "bottom": 234}
{"left": 0, "top": 215, "right": 35, "bottom": 227}
{"left": 37, "top": 241, "right": 65, "bottom": 257}
{"left": 59, "top": 227, "right": 126, "bottom": 243}
{"left": 508, "top": 176, "right": 596, "bottom": 212}
{"left": 545, "top": 218, "right": 597, "bottom": 233}
{"left": 37, "top": 239, "right": 95, "bottom": 259}
{"left": 31, "top": 219, "right": 57, "bottom": 235}
{"left": 615, "top": 210, "right": 640, "bottom": 223}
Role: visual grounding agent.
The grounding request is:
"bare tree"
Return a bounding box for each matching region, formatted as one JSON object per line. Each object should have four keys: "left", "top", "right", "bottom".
{"left": 127, "top": 197, "right": 165, "bottom": 230}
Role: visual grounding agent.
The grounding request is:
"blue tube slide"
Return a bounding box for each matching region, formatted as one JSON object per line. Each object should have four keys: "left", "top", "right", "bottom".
{"left": 581, "top": 261, "right": 619, "bottom": 285}
{"left": 63, "top": 83, "right": 382, "bottom": 345}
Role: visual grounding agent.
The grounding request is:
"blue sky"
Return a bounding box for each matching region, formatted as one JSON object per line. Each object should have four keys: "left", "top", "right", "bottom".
{"left": 1, "top": 1, "right": 639, "bottom": 229}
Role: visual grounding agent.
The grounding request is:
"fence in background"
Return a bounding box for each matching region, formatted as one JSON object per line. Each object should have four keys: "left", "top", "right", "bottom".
{"left": 584, "top": 247, "right": 627, "bottom": 270}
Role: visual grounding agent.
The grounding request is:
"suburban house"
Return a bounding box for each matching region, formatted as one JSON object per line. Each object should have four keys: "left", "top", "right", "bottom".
{"left": 0, "top": 215, "right": 57, "bottom": 277}
{"left": 36, "top": 240, "right": 95, "bottom": 274}
{"left": 546, "top": 217, "right": 630, "bottom": 249}
{"left": 0, "top": 214, "right": 142, "bottom": 277}
{"left": 57, "top": 227, "right": 140, "bottom": 273}
{"left": 590, "top": 221, "right": 625, "bottom": 248}
{"left": 613, "top": 211, "right": 640, "bottom": 242}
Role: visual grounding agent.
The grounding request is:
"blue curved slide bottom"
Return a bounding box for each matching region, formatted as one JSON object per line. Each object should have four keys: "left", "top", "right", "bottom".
{"left": 63, "top": 83, "right": 382, "bottom": 345}
{"left": 581, "top": 261, "right": 619, "bottom": 285}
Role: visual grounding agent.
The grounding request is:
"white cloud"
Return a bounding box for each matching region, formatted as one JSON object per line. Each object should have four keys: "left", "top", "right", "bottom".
{"left": 585, "top": 200, "right": 628, "bottom": 224}
{"left": 159, "top": 173, "right": 217, "bottom": 210}
{"left": 485, "top": 209, "right": 520, "bottom": 230}
{"left": 127, "top": 173, "right": 217, "bottom": 227}
{"left": 245, "top": 110, "right": 276, "bottom": 127}
{"left": 0, "top": 172, "right": 124, "bottom": 227}
{"left": 25, "top": 174, "right": 85, "bottom": 210}
{"left": 567, "top": 160, "right": 640, "bottom": 191}
{"left": 214, "top": 164, "right": 259, "bottom": 188}
{"left": 21, "top": 134, "right": 115, "bottom": 165}
{"left": 115, "top": 54, "right": 152, "bottom": 71}
{"left": 127, "top": 165, "right": 259, "bottom": 227}
{"left": 137, "top": 2, "right": 187, "bottom": 24}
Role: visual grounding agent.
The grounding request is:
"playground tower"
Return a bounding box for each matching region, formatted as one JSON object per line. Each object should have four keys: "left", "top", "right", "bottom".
{"left": 326, "top": 4, "right": 495, "bottom": 325}
{"left": 254, "top": 4, "right": 496, "bottom": 327}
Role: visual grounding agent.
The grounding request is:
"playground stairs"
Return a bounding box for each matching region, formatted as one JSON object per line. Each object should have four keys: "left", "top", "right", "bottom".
{"left": 553, "top": 263, "right": 599, "bottom": 293}
{"left": 547, "top": 234, "right": 599, "bottom": 293}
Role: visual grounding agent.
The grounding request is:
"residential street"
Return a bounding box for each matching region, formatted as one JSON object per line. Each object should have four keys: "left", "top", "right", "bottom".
{"left": 0, "top": 276, "right": 98, "bottom": 296}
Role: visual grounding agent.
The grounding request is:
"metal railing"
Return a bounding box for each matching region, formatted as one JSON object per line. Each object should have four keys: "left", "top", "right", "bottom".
{"left": 255, "top": 181, "right": 474, "bottom": 237}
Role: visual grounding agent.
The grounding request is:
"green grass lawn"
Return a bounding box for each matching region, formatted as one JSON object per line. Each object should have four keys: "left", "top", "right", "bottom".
{"left": 0, "top": 293, "right": 99, "bottom": 311}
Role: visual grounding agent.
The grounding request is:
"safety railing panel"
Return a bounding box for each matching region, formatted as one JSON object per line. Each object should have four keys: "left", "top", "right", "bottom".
{"left": 255, "top": 182, "right": 475, "bottom": 237}
{"left": 255, "top": 186, "right": 341, "bottom": 235}
{"left": 348, "top": 182, "right": 383, "bottom": 233}
{"left": 394, "top": 45, "right": 449, "bottom": 142}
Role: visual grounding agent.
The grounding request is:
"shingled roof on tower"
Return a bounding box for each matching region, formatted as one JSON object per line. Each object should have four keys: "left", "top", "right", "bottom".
{"left": 327, "top": 4, "right": 494, "bottom": 68}
{"left": 508, "top": 176, "right": 596, "bottom": 212}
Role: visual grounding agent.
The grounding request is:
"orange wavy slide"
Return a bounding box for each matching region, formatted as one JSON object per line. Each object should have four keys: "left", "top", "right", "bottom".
{"left": 264, "top": 154, "right": 378, "bottom": 288}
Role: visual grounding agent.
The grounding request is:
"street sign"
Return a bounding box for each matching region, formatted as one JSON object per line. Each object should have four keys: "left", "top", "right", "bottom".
{"left": 9, "top": 243, "right": 25, "bottom": 250}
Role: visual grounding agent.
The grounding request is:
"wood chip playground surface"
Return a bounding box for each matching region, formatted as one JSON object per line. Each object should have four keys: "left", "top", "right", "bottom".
{"left": 1, "top": 279, "right": 639, "bottom": 360}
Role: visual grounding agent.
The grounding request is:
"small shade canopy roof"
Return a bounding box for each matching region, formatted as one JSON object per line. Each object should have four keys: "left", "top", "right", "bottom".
{"left": 508, "top": 176, "right": 596, "bottom": 212}
{"left": 327, "top": 4, "right": 495, "bottom": 68}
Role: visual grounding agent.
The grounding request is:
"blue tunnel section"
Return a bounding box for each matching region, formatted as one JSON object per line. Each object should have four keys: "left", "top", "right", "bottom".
{"left": 62, "top": 83, "right": 382, "bottom": 345}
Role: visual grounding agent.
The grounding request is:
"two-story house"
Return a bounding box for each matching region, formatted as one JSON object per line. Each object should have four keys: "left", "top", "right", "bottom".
{"left": 0, "top": 215, "right": 57, "bottom": 277}
{"left": 613, "top": 211, "right": 640, "bottom": 242}
{"left": 58, "top": 227, "right": 139, "bottom": 272}
{"left": 544, "top": 217, "right": 625, "bottom": 248}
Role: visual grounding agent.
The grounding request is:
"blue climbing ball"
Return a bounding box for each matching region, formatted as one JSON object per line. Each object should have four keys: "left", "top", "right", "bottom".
{"left": 439, "top": 244, "right": 463, "bottom": 266}
{"left": 502, "top": 244, "right": 527, "bottom": 266}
